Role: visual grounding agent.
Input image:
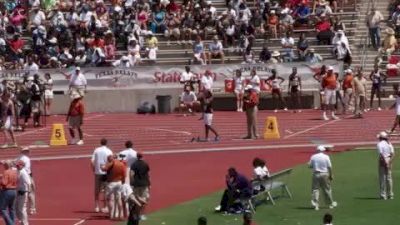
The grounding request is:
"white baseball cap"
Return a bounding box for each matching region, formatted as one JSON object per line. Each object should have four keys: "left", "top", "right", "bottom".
{"left": 316, "top": 145, "right": 326, "bottom": 152}
{"left": 377, "top": 131, "right": 388, "bottom": 139}
{"left": 327, "top": 66, "right": 334, "bottom": 71}
{"left": 345, "top": 69, "right": 352, "bottom": 73}
{"left": 75, "top": 67, "right": 81, "bottom": 71}
{"left": 244, "top": 84, "right": 253, "bottom": 91}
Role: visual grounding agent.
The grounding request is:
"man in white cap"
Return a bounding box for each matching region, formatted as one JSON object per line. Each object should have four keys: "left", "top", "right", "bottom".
{"left": 66, "top": 92, "right": 85, "bottom": 145}
{"left": 16, "top": 148, "right": 36, "bottom": 215}
{"left": 243, "top": 85, "right": 259, "bottom": 139}
{"left": 321, "top": 66, "right": 339, "bottom": 120}
{"left": 65, "top": 67, "right": 87, "bottom": 98}
{"left": 376, "top": 131, "right": 395, "bottom": 200}
{"left": 15, "top": 160, "right": 31, "bottom": 225}
{"left": 308, "top": 145, "right": 337, "bottom": 210}
{"left": 352, "top": 68, "right": 367, "bottom": 118}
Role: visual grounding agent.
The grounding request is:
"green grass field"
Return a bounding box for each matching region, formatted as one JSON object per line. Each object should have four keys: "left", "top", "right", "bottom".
{"left": 135, "top": 149, "right": 400, "bottom": 225}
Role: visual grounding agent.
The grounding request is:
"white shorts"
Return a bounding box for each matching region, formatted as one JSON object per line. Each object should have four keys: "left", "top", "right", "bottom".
{"left": 106, "top": 181, "right": 122, "bottom": 199}
{"left": 234, "top": 89, "right": 244, "bottom": 94}
{"left": 44, "top": 90, "right": 54, "bottom": 99}
{"left": 204, "top": 113, "right": 213, "bottom": 126}
{"left": 324, "top": 89, "right": 336, "bottom": 105}
{"left": 3, "top": 116, "right": 12, "bottom": 130}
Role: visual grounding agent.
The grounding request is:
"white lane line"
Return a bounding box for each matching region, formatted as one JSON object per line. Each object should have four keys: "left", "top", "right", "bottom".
{"left": 73, "top": 219, "right": 86, "bottom": 225}
{"left": 29, "top": 218, "right": 82, "bottom": 221}
{"left": 26, "top": 140, "right": 400, "bottom": 161}
{"left": 146, "top": 128, "right": 192, "bottom": 136}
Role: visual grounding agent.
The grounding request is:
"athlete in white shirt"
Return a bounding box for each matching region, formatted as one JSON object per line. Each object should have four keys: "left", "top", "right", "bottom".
{"left": 16, "top": 160, "right": 31, "bottom": 225}
{"left": 308, "top": 145, "right": 337, "bottom": 210}
{"left": 16, "top": 148, "right": 36, "bottom": 215}
{"left": 201, "top": 70, "right": 214, "bottom": 91}
{"left": 119, "top": 140, "right": 137, "bottom": 184}
{"left": 376, "top": 132, "right": 395, "bottom": 199}
{"left": 249, "top": 69, "right": 260, "bottom": 93}
{"left": 234, "top": 70, "right": 245, "bottom": 112}
{"left": 91, "top": 138, "right": 113, "bottom": 213}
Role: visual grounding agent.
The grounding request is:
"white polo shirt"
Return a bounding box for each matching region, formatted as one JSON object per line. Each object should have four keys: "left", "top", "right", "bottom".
{"left": 70, "top": 72, "right": 87, "bottom": 87}
{"left": 17, "top": 168, "right": 31, "bottom": 192}
{"left": 16, "top": 155, "right": 31, "bottom": 175}
{"left": 180, "top": 71, "right": 194, "bottom": 82}
{"left": 91, "top": 146, "right": 113, "bottom": 175}
{"left": 253, "top": 166, "right": 270, "bottom": 179}
{"left": 181, "top": 91, "right": 197, "bottom": 104}
{"left": 249, "top": 75, "right": 260, "bottom": 93}
{"left": 309, "top": 152, "right": 332, "bottom": 173}
{"left": 377, "top": 140, "right": 394, "bottom": 158}
{"left": 118, "top": 148, "right": 137, "bottom": 168}
{"left": 201, "top": 75, "right": 213, "bottom": 90}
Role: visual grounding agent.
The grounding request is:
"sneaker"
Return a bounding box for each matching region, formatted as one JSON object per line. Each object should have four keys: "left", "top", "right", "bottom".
{"left": 311, "top": 200, "right": 319, "bottom": 210}
{"left": 283, "top": 108, "right": 288, "bottom": 111}
{"left": 188, "top": 108, "right": 193, "bottom": 113}
{"left": 95, "top": 207, "right": 100, "bottom": 213}
{"left": 140, "top": 215, "right": 147, "bottom": 221}
{"left": 76, "top": 140, "right": 84, "bottom": 145}
{"left": 101, "top": 207, "right": 108, "bottom": 213}
{"left": 332, "top": 115, "right": 339, "bottom": 120}
{"left": 214, "top": 136, "right": 220, "bottom": 142}
{"left": 298, "top": 110, "right": 302, "bottom": 113}
{"left": 323, "top": 115, "right": 329, "bottom": 121}
{"left": 329, "top": 201, "right": 338, "bottom": 209}
{"left": 389, "top": 196, "right": 394, "bottom": 200}
{"left": 215, "top": 205, "right": 221, "bottom": 211}
{"left": 378, "top": 107, "right": 382, "bottom": 111}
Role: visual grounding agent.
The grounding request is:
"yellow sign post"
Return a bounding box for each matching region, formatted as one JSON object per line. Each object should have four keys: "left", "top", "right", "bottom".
{"left": 50, "top": 123, "right": 68, "bottom": 146}
{"left": 264, "top": 116, "right": 280, "bottom": 139}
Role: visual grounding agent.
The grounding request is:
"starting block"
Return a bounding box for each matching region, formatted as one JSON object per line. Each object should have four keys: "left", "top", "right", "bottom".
{"left": 50, "top": 123, "right": 68, "bottom": 146}
{"left": 264, "top": 116, "right": 280, "bottom": 139}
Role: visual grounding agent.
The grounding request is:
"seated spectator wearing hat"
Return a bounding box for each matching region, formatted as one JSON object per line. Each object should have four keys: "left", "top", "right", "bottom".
{"left": 314, "top": 0, "right": 333, "bottom": 17}
{"left": 270, "top": 50, "right": 282, "bottom": 64}
{"left": 207, "top": 36, "right": 225, "bottom": 64}
{"left": 179, "top": 85, "right": 200, "bottom": 115}
{"left": 297, "top": 32, "right": 309, "bottom": 60}
{"left": 66, "top": 92, "right": 85, "bottom": 145}
{"left": 305, "top": 48, "right": 323, "bottom": 63}
{"left": 280, "top": 9, "right": 294, "bottom": 35}
{"left": 215, "top": 167, "right": 252, "bottom": 213}
{"left": 380, "top": 28, "right": 397, "bottom": 57}
{"left": 315, "top": 16, "right": 334, "bottom": 45}
{"left": 376, "top": 131, "right": 395, "bottom": 200}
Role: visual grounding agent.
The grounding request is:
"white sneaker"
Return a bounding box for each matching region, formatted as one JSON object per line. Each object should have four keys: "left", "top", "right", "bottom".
{"left": 140, "top": 215, "right": 147, "bottom": 220}
{"left": 332, "top": 115, "right": 339, "bottom": 120}
{"left": 323, "top": 115, "right": 329, "bottom": 121}
{"left": 284, "top": 108, "right": 288, "bottom": 111}
{"left": 274, "top": 109, "right": 278, "bottom": 113}
{"left": 215, "top": 205, "right": 221, "bottom": 211}
{"left": 95, "top": 207, "right": 100, "bottom": 213}
{"left": 298, "top": 110, "right": 302, "bottom": 113}
{"left": 378, "top": 107, "right": 382, "bottom": 111}
{"left": 311, "top": 200, "right": 319, "bottom": 210}
{"left": 329, "top": 201, "right": 338, "bottom": 209}
{"left": 101, "top": 207, "right": 108, "bottom": 213}
{"left": 76, "top": 140, "right": 84, "bottom": 145}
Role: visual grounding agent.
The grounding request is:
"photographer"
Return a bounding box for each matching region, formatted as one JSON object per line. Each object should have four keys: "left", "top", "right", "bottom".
{"left": 30, "top": 74, "right": 43, "bottom": 127}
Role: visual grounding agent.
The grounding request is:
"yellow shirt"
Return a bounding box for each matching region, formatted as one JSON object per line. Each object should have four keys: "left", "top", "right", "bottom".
{"left": 384, "top": 36, "right": 397, "bottom": 50}
{"left": 147, "top": 37, "right": 158, "bottom": 49}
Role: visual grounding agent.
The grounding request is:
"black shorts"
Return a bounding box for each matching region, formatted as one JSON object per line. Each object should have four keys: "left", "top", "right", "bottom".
{"left": 291, "top": 86, "right": 299, "bottom": 93}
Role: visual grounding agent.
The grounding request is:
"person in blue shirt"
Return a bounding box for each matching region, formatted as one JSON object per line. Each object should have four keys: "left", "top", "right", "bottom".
{"left": 294, "top": 3, "right": 311, "bottom": 25}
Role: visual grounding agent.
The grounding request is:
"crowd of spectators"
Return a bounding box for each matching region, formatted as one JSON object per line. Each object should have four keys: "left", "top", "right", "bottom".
{"left": 0, "top": 0, "right": 353, "bottom": 70}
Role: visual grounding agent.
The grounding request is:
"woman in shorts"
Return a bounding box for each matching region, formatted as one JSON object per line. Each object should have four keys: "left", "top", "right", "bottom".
{"left": 234, "top": 70, "right": 245, "bottom": 112}
{"left": 266, "top": 69, "right": 287, "bottom": 112}
{"left": 288, "top": 67, "right": 302, "bottom": 113}
{"left": 1, "top": 92, "right": 17, "bottom": 148}
{"left": 44, "top": 73, "right": 54, "bottom": 116}
{"left": 202, "top": 90, "right": 219, "bottom": 141}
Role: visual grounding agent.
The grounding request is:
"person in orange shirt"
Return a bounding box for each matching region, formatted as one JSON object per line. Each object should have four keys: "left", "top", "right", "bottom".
{"left": 321, "top": 66, "right": 339, "bottom": 120}
{"left": 243, "top": 85, "right": 259, "bottom": 139}
{"left": 0, "top": 160, "right": 18, "bottom": 225}
{"left": 342, "top": 69, "right": 354, "bottom": 114}
{"left": 102, "top": 155, "right": 126, "bottom": 220}
{"left": 66, "top": 92, "right": 85, "bottom": 145}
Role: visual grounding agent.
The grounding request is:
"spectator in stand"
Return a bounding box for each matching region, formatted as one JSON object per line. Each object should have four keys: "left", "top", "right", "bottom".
{"left": 179, "top": 85, "right": 199, "bottom": 115}
{"left": 15, "top": 160, "right": 30, "bottom": 225}
{"left": 369, "top": 65, "right": 387, "bottom": 111}
{"left": 165, "top": 12, "right": 181, "bottom": 45}
{"left": 65, "top": 67, "right": 87, "bottom": 98}
{"left": 243, "top": 85, "right": 259, "bottom": 139}
{"left": 151, "top": 5, "right": 167, "bottom": 34}
{"left": 390, "top": 5, "right": 400, "bottom": 37}
{"left": 102, "top": 154, "right": 126, "bottom": 220}
{"left": 305, "top": 48, "right": 323, "bottom": 63}
{"left": 91, "top": 138, "right": 113, "bottom": 213}
{"left": 316, "top": 16, "right": 334, "bottom": 45}
{"left": 293, "top": 2, "right": 311, "bottom": 26}
{"left": 314, "top": 0, "right": 332, "bottom": 17}
{"left": 297, "top": 32, "right": 309, "bottom": 60}
{"left": 30, "top": 74, "right": 42, "bottom": 127}
{"left": 130, "top": 152, "right": 150, "bottom": 221}
{"left": 332, "top": 15, "right": 346, "bottom": 32}
{"left": 28, "top": 6, "right": 46, "bottom": 30}
{"left": 208, "top": 36, "right": 225, "bottom": 64}
{"left": 321, "top": 66, "right": 339, "bottom": 120}
{"left": 204, "top": 12, "right": 217, "bottom": 40}
{"left": 223, "top": 19, "right": 236, "bottom": 48}
{"left": 259, "top": 46, "right": 272, "bottom": 63}
{"left": 8, "top": 34, "right": 24, "bottom": 61}
{"left": 0, "top": 160, "right": 18, "bottom": 225}
{"left": 268, "top": 10, "right": 279, "bottom": 38}
{"left": 180, "top": 11, "right": 195, "bottom": 45}
{"left": 270, "top": 50, "right": 283, "bottom": 63}
{"left": 352, "top": 69, "right": 367, "bottom": 118}
{"left": 366, "top": 8, "right": 384, "bottom": 50}
{"left": 280, "top": 10, "right": 294, "bottom": 35}
{"left": 234, "top": 70, "right": 245, "bottom": 112}
{"left": 243, "top": 46, "right": 256, "bottom": 64}
{"left": 193, "top": 36, "right": 207, "bottom": 65}
{"left": 342, "top": 69, "right": 354, "bottom": 114}
{"left": 281, "top": 31, "right": 295, "bottom": 62}
{"left": 251, "top": 9, "right": 265, "bottom": 35}
{"left": 381, "top": 28, "right": 397, "bottom": 57}
{"left": 66, "top": 92, "right": 85, "bottom": 145}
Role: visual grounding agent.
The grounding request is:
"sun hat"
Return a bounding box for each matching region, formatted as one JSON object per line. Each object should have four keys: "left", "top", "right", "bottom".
{"left": 386, "top": 28, "right": 395, "bottom": 35}
{"left": 327, "top": 66, "right": 334, "bottom": 71}
{"left": 21, "top": 147, "right": 30, "bottom": 152}
{"left": 316, "top": 145, "right": 326, "bottom": 152}
{"left": 271, "top": 51, "right": 280, "bottom": 57}
{"left": 76, "top": 66, "right": 81, "bottom": 71}
{"left": 377, "top": 131, "right": 388, "bottom": 139}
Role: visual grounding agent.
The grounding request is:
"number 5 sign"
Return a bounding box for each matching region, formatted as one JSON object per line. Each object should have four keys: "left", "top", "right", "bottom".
{"left": 50, "top": 124, "right": 68, "bottom": 146}
{"left": 264, "top": 116, "right": 280, "bottom": 139}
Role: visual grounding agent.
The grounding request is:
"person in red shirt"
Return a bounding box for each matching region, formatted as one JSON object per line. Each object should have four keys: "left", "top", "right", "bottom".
{"left": 0, "top": 160, "right": 18, "bottom": 225}
{"left": 243, "top": 85, "right": 259, "bottom": 139}
{"left": 321, "top": 66, "right": 339, "bottom": 120}
{"left": 342, "top": 69, "right": 354, "bottom": 114}
{"left": 8, "top": 34, "right": 25, "bottom": 60}
{"left": 315, "top": 16, "right": 334, "bottom": 45}
{"left": 66, "top": 92, "right": 85, "bottom": 145}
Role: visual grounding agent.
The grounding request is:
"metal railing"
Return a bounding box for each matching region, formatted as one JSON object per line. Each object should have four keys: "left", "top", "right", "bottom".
{"left": 360, "top": 0, "right": 375, "bottom": 70}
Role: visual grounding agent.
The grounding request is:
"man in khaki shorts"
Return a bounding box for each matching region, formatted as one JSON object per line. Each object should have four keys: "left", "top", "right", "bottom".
{"left": 65, "top": 67, "right": 87, "bottom": 98}
{"left": 308, "top": 145, "right": 337, "bottom": 210}
{"left": 130, "top": 152, "right": 150, "bottom": 220}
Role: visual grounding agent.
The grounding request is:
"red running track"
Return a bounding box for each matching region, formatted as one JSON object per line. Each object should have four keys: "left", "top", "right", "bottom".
{"left": 0, "top": 110, "right": 395, "bottom": 225}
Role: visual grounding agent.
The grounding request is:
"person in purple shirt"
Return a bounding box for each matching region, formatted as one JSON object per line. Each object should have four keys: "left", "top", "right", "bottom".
{"left": 215, "top": 167, "right": 252, "bottom": 213}
{"left": 293, "top": 3, "right": 311, "bottom": 25}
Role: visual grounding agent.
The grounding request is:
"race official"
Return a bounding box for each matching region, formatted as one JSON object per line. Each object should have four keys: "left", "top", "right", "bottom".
{"left": 376, "top": 131, "right": 395, "bottom": 200}
{"left": 308, "top": 145, "right": 337, "bottom": 210}
{"left": 15, "top": 160, "right": 30, "bottom": 225}
{"left": 68, "top": 67, "right": 87, "bottom": 97}
{"left": 243, "top": 85, "right": 259, "bottom": 139}
{"left": 16, "top": 148, "right": 36, "bottom": 215}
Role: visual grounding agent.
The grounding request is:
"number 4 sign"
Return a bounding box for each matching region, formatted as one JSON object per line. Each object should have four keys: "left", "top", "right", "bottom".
{"left": 264, "top": 116, "right": 280, "bottom": 139}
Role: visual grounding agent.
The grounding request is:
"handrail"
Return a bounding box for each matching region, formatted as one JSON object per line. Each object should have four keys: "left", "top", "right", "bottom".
{"left": 360, "top": 0, "right": 375, "bottom": 70}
